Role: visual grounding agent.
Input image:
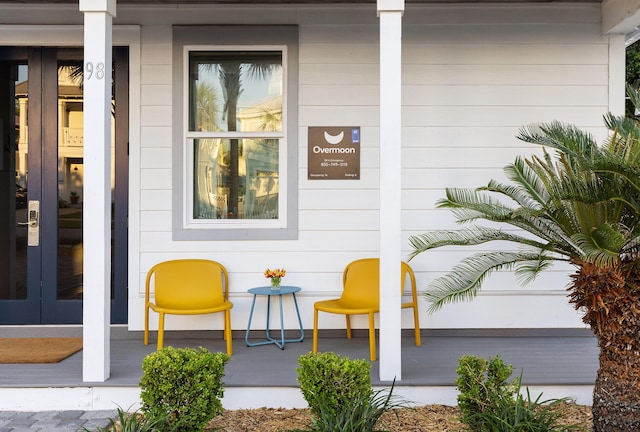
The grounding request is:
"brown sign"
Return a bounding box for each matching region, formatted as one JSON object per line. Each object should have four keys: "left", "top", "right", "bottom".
{"left": 308, "top": 127, "right": 360, "bottom": 180}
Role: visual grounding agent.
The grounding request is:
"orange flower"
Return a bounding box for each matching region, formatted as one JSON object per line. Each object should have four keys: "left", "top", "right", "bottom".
{"left": 264, "top": 268, "right": 286, "bottom": 279}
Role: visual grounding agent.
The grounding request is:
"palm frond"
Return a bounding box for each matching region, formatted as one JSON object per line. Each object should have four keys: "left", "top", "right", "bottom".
{"left": 437, "top": 188, "right": 514, "bottom": 223}
{"left": 603, "top": 112, "right": 640, "bottom": 159}
{"left": 517, "top": 121, "right": 598, "bottom": 163}
{"left": 514, "top": 253, "right": 556, "bottom": 285}
{"left": 441, "top": 180, "right": 581, "bottom": 255}
{"left": 491, "top": 156, "right": 549, "bottom": 209}
{"left": 407, "top": 226, "right": 551, "bottom": 261}
{"left": 425, "top": 251, "right": 555, "bottom": 313}
{"left": 244, "top": 62, "right": 280, "bottom": 81}
{"left": 435, "top": 175, "right": 585, "bottom": 256}
{"left": 572, "top": 223, "right": 628, "bottom": 267}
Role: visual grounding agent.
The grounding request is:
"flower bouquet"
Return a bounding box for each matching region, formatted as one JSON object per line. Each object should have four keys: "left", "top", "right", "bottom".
{"left": 264, "top": 268, "right": 286, "bottom": 289}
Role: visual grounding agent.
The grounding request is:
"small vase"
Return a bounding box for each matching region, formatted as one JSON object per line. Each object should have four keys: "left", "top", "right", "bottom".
{"left": 270, "top": 278, "right": 281, "bottom": 290}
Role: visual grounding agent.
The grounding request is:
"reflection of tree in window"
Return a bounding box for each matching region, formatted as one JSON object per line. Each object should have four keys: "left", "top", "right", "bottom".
{"left": 196, "top": 81, "right": 220, "bottom": 131}
{"left": 221, "top": 59, "right": 278, "bottom": 218}
{"left": 259, "top": 107, "right": 282, "bottom": 132}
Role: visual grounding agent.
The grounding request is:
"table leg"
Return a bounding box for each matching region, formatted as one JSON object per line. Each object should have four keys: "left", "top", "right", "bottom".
{"left": 291, "top": 292, "right": 305, "bottom": 342}
{"left": 265, "top": 295, "right": 272, "bottom": 339}
{"left": 263, "top": 294, "right": 285, "bottom": 349}
{"left": 246, "top": 294, "right": 281, "bottom": 347}
{"left": 245, "top": 294, "right": 258, "bottom": 346}
{"left": 278, "top": 294, "right": 285, "bottom": 349}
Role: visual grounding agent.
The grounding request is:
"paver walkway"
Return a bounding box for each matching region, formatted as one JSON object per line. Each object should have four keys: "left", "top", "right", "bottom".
{"left": 0, "top": 410, "right": 116, "bottom": 432}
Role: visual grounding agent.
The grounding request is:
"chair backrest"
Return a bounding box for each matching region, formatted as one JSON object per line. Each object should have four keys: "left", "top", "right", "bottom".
{"left": 147, "top": 259, "right": 228, "bottom": 310}
{"left": 340, "top": 258, "right": 381, "bottom": 308}
{"left": 400, "top": 261, "right": 417, "bottom": 297}
{"left": 340, "top": 258, "right": 415, "bottom": 308}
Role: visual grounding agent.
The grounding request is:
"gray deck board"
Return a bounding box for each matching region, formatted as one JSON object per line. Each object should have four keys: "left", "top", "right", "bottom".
{"left": 0, "top": 329, "right": 599, "bottom": 389}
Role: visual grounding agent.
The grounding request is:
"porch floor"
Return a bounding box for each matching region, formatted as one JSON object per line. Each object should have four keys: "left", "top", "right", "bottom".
{"left": 0, "top": 328, "right": 598, "bottom": 389}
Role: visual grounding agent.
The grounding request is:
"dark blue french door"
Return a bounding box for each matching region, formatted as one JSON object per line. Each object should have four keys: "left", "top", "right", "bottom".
{"left": 0, "top": 46, "right": 128, "bottom": 324}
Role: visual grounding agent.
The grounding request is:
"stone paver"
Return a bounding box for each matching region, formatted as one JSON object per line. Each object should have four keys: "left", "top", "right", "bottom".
{"left": 0, "top": 411, "right": 116, "bottom": 432}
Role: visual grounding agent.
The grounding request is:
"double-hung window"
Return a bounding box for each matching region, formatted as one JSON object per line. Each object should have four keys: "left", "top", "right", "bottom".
{"left": 173, "top": 26, "right": 298, "bottom": 240}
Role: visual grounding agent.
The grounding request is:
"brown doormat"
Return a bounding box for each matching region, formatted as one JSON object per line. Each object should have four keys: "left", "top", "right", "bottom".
{"left": 0, "top": 337, "right": 83, "bottom": 364}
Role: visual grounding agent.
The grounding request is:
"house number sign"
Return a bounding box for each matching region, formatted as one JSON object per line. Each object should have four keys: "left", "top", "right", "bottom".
{"left": 308, "top": 126, "right": 361, "bottom": 180}
{"left": 85, "top": 62, "right": 105, "bottom": 80}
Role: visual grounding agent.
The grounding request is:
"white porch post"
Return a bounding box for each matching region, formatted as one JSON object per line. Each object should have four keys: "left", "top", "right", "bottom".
{"left": 80, "top": 0, "right": 116, "bottom": 382}
{"left": 377, "top": 0, "right": 404, "bottom": 381}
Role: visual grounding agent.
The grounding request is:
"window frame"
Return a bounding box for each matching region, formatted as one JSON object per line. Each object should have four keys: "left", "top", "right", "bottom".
{"left": 172, "top": 26, "right": 298, "bottom": 240}
{"left": 184, "top": 46, "right": 286, "bottom": 228}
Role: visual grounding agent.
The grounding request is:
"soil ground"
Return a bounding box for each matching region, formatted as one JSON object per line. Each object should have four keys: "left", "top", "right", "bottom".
{"left": 206, "top": 403, "right": 592, "bottom": 431}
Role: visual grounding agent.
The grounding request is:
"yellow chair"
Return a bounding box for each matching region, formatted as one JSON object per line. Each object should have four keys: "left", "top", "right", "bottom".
{"left": 313, "top": 258, "right": 421, "bottom": 361}
{"left": 144, "top": 259, "right": 233, "bottom": 354}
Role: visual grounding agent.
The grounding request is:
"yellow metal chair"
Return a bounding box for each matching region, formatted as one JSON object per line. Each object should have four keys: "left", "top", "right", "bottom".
{"left": 313, "top": 258, "right": 421, "bottom": 361}
{"left": 144, "top": 259, "right": 233, "bottom": 354}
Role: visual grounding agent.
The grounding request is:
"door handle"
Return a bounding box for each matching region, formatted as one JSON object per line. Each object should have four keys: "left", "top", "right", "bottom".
{"left": 18, "top": 201, "right": 40, "bottom": 246}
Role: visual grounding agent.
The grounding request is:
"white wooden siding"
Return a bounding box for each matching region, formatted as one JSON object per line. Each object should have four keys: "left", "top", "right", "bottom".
{"left": 119, "top": 4, "right": 606, "bottom": 332}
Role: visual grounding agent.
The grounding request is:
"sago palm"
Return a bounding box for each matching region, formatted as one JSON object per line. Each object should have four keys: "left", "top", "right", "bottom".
{"left": 409, "top": 112, "right": 640, "bottom": 431}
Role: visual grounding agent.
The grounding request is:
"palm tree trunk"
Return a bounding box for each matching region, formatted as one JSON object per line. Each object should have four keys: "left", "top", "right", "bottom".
{"left": 593, "top": 334, "right": 640, "bottom": 431}
{"left": 569, "top": 261, "right": 640, "bottom": 431}
{"left": 223, "top": 63, "right": 241, "bottom": 219}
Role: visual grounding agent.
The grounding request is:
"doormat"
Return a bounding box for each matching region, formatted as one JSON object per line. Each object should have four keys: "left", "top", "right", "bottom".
{"left": 0, "top": 337, "right": 83, "bottom": 364}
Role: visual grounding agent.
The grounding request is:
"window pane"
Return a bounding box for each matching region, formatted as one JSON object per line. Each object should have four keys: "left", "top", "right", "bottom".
{"left": 193, "top": 138, "right": 279, "bottom": 220}
{"left": 189, "top": 51, "right": 283, "bottom": 133}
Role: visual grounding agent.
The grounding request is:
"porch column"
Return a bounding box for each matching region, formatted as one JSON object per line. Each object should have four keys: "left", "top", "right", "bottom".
{"left": 79, "top": 0, "right": 116, "bottom": 382}
{"left": 377, "top": 0, "right": 404, "bottom": 381}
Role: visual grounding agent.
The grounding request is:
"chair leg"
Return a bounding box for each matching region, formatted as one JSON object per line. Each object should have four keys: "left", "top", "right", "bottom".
{"left": 157, "top": 313, "right": 165, "bottom": 350}
{"left": 313, "top": 308, "right": 319, "bottom": 353}
{"left": 368, "top": 313, "right": 376, "bottom": 362}
{"left": 346, "top": 315, "right": 352, "bottom": 339}
{"left": 225, "top": 310, "right": 232, "bottom": 356}
{"left": 144, "top": 306, "right": 149, "bottom": 345}
{"left": 412, "top": 305, "right": 421, "bottom": 347}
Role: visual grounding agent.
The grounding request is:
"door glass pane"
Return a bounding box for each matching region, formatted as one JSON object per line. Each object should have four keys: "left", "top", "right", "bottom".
{"left": 57, "top": 60, "right": 84, "bottom": 300}
{"left": 1, "top": 63, "right": 28, "bottom": 300}
{"left": 55, "top": 58, "right": 118, "bottom": 301}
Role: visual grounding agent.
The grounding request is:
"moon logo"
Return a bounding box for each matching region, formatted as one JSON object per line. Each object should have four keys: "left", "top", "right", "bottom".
{"left": 324, "top": 131, "right": 344, "bottom": 145}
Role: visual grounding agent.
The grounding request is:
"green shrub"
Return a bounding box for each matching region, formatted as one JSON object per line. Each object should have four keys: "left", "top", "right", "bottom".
{"left": 139, "top": 346, "right": 229, "bottom": 431}
{"left": 456, "top": 354, "right": 515, "bottom": 429}
{"left": 297, "top": 352, "right": 373, "bottom": 419}
{"left": 455, "top": 354, "right": 584, "bottom": 432}
{"left": 298, "top": 380, "right": 408, "bottom": 432}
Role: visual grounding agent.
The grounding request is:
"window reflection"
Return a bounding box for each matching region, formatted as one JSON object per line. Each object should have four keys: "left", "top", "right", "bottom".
{"left": 189, "top": 50, "right": 282, "bottom": 221}
{"left": 189, "top": 51, "right": 283, "bottom": 133}
{"left": 193, "top": 138, "right": 279, "bottom": 220}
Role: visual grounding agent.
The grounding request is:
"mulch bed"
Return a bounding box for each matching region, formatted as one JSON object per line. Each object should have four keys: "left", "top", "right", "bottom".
{"left": 206, "top": 403, "right": 592, "bottom": 431}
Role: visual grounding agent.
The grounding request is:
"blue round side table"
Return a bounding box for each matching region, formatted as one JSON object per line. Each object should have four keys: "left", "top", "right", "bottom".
{"left": 245, "top": 286, "right": 304, "bottom": 349}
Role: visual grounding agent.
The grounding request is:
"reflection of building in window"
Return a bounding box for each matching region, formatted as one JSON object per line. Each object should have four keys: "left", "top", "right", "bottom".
{"left": 13, "top": 64, "right": 115, "bottom": 202}
{"left": 239, "top": 97, "right": 280, "bottom": 219}
{"left": 250, "top": 171, "right": 278, "bottom": 219}
{"left": 208, "top": 192, "right": 228, "bottom": 219}
{"left": 237, "top": 96, "right": 282, "bottom": 132}
{"left": 194, "top": 137, "right": 279, "bottom": 220}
